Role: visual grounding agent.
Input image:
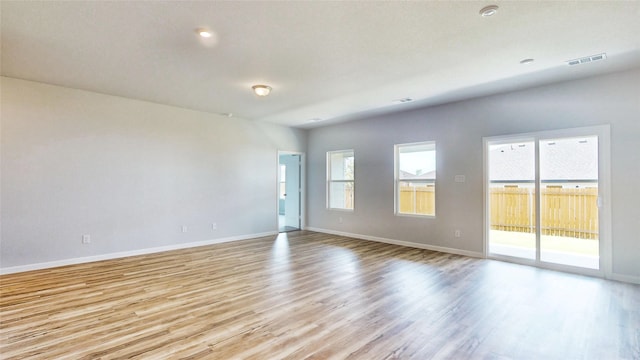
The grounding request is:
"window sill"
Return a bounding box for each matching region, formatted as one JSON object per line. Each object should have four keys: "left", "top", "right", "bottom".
{"left": 328, "top": 208, "right": 354, "bottom": 212}
{"left": 395, "top": 213, "right": 436, "bottom": 219}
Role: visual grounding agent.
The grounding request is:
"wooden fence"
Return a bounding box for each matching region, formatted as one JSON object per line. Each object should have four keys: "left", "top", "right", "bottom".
{"left": 343, "top": 187, "right": 355, "bottom": 209}
{"left": 399, "top": 185, "right": 435, "bottom": 215}
{"left": 347, "top": 184, "right": 598, "bottom": 239}
{"left": 490, "top": 185, "right": 598, "bottom": 239}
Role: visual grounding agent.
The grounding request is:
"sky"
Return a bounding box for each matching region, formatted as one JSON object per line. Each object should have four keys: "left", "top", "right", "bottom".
{"left": 400, "top": 151, "right": 436, "bottom": 175}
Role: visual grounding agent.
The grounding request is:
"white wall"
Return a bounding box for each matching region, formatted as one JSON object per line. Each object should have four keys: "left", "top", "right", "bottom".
{"left": 306, "top": 68, "right": 640, "bottom": 281}
{"left": 0, "top": 77, "right": 307, "bottom": 269}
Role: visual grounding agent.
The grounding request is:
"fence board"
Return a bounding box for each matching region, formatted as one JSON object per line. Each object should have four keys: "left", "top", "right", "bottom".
{"left": 399, "top": 185, "right": 435, "bottom": 215}
{"left": 350, "top": 185, "right": 597, "bottom": 239}
{"left": 490, "top": 186, "right": 598, "bottom": 239}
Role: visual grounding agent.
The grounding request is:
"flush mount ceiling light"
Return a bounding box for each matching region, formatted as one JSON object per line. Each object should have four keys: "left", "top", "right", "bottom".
{"left": 252, "top": 85, "right": 272, "bottom": 97}
{"left": 520, "top": 58, "right": 535, "bottom": 65}
{"left": 479, "top": 5, "right": 499, "bottom": 17}
{"left": 196, "top": 28, "right": 213, "bottom": 38}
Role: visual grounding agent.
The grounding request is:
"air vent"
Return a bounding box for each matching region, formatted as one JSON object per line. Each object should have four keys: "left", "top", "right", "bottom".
{"left": 566, "top": 53, "right": 607, "bottom": 66}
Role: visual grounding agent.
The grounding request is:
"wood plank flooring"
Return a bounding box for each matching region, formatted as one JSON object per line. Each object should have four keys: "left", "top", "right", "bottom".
{"left": 1, "top": 231, "right": 639, "bottom": 359}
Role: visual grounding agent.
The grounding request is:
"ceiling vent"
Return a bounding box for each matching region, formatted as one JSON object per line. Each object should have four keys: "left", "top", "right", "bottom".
{"left": 393, "top": 97, "right": 414, "bottom": 104}
{"left": 566, "top": 53, "right": 607, "bottom": 66}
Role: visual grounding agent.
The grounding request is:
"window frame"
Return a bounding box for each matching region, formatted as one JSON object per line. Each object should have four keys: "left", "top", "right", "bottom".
{"left": 394, "top": 141, "right": 436, "bottom": 218}
{"left": 327, "top": 149, "right": 355, "bottom": 211}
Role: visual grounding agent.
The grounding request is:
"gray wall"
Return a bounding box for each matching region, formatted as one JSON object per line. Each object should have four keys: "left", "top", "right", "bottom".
{"left": 1, "top": 77, "right": 307, "bottom": 269}
{"left": 306, "top": 68, "right": 640, "bottom": 280}
{"left": 2, "top": 69, "right": 638, "bottom": 280}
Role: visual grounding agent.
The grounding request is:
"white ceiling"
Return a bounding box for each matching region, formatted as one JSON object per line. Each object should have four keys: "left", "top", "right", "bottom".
{"left": 2, "top": 1, "right": 640, "bottom": 128}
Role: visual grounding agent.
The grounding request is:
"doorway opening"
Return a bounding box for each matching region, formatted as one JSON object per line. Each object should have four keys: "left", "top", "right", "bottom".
{"left": 278, "top": 152, "right": 303, "bottom": 232}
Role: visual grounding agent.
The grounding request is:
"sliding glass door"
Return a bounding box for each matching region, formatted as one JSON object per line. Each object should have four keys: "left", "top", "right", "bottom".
{"left": 488, "top": 140, "right": 536, "bottom": 260}
{"left": 539, "top": 136, "right": 599, "bottom": 268}
{"left": 486, "top": 126, "right": 609, "bottom": 273}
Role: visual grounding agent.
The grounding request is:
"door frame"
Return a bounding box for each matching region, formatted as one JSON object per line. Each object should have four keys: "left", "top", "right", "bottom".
{"left": 483, "top": 125, "right": 611, "bottom": 278}
{"left": 277, "top": 151, "right": 305, "bottom": 232}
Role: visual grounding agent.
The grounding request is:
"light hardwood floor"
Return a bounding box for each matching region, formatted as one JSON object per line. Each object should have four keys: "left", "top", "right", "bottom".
{"left": 1, "top": 231, "right": 639, "bottom": 359}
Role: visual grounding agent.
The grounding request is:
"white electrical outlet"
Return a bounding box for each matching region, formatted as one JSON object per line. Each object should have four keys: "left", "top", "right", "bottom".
{"left": 454, "top": 230, "right": 461, "bottom": 238}
{"left": 82, "top": 234, "right": 91, "bottom": 244}
{"left": 212, "top": 222, "right": 217, "bottom": 230}
{"left": 181, "top": 225, "right": 188, "bottom": 233}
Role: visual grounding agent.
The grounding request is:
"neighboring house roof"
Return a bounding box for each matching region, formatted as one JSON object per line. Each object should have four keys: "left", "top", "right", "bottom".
{"left": 400, "top": 170, "right": 435, "bottom": 180}
{"left": 489, "top": 138, "right": 598, "bottom": 181}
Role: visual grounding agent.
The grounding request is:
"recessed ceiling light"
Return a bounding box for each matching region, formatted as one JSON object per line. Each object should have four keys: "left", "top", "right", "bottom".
{"left": 479, "top": 5, "right": 499, "bottom": 17}
{"left": 220, "top": 112, "right": 233, "bottom": 118}
{"left": 309, "top": 118, "right": 323, "bottom": 122}
{"left": 252, "top": 85, "right": 272, "bottom": 97}
{"left": 196, "top": 28, "right": 213, "bottom": 38}
{"left": 520, "top": 58, "right": 535, "bottom": 65}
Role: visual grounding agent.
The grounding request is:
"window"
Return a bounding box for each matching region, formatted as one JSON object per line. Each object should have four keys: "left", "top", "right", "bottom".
{"left": 395, "top": 142, "right": 436, "bottom": 216}
{"left": 327, "top": 150, "right": 354, "bottom": 210}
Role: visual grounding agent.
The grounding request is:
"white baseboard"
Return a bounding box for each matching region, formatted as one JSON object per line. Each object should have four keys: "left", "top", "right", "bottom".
{"left": 7, "top": 228, "right": 637, "bottom": 285}
{"left": 305, "top": 227, "right": 640, "bottom": 285}
{"left": 610, "top": 272, "right": 640, "bottom": 285}
{"left": 0, "top": 231, "right": 278, "bottom": 275}
{"left": 305, "top": 227, "right": 484, "bottom": 258}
